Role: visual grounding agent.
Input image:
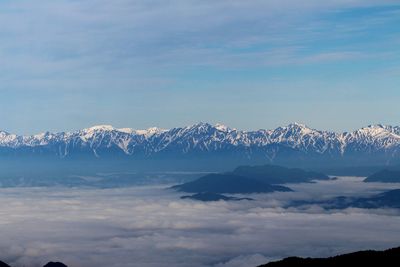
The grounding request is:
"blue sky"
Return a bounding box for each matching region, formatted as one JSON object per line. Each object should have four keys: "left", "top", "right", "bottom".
{"left": 0, "top": 0, "right": 400, "bottom": 134}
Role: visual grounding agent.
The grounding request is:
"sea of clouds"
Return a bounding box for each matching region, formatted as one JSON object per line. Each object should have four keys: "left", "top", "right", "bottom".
{"left": 1, "top": 177, "right": 400, "bottom": 267}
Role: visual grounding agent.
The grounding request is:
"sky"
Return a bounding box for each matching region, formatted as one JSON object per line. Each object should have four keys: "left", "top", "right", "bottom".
{"left": 1, "top": 178, "right": 400, "bottom": 267}
{"left": 0, "top": 0, "right": 400, "bottom": 134}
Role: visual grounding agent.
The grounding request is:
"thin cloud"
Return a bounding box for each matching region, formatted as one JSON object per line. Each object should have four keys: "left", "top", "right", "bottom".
{"left": 0, "top": 0, "right": 399, "bottom": 133}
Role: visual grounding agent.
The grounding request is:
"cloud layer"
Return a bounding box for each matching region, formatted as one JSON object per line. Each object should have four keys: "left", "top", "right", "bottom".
{"left": 1, "top": 177, "right": 400, "bottom": 267}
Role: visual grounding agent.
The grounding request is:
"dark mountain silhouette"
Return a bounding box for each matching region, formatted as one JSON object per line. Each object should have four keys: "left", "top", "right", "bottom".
{"left": 258, "top": 246, "right": 400, "bottom": 267}
{"left": 172, "top": 164, "right": 329, "bottom": 195}
{"left": 181, "top": 192, "right": 253, "bottom": 201}
{"left": 0, "top": 262, "right": 67, "bottom": 267}
{"left": 365, "top": 169, "right": 400, "bottom": 183}
{"left": 172, "top": 173, "right": 292, "bottom": 194}
{"left": 232, "top": 164, "right": 329, "bottom": 184}
{"left": 291, "top": 189, "right": 400, "bottom": 209}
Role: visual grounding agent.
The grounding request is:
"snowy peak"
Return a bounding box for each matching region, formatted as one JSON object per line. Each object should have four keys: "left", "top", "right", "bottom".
{"left": 215, "top": 123, "right": 232, "bottom": 132}
{"left": 345, "top": 124, "right": 400, "bottom": 140}
{"left": 1, "top": 123, "right": 400, "bottom": 160}
{"left": 286, "top": 122, "right": 325, "bottom": 134}
{"left": 287, "top": 122, "right": 310, "bottom": 129}
{"left": 341, "top": 124, "right": 400, "bottom": 151}
{"left": 84, "top": 125, "right": 116, "bottom": 131}
{"left": 118, "top": 128, "right": 136, "bottom": 134}
{"left": 80, "top": 125, "right": 167, "bottom": 136}
{"left": 134, "top": 127, "right": 167, "bottom": 137}
{"left": 186, "top": 122, "right": 213, "bottom": 131}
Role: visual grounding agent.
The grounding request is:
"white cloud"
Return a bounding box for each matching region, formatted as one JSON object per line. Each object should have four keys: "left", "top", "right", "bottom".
{"left": 0, "top": 178, "right": 400, "bottom": 267}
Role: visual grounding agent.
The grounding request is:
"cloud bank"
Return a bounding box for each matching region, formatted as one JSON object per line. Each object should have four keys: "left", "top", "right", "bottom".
{"left": 1, "top": 178, "right": 400, "bottom": 267}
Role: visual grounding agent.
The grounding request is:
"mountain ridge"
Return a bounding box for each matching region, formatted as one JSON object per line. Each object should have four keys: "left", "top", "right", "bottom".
{"left": 1, "top": 123, "right": 400, "bottom": 168}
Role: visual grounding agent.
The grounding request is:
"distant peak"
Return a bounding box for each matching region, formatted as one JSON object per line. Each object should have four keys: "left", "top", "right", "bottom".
{"left": 215, "top": 123, "right": 231, "bottom": 132}
{"left": 284, "top": 122, "right": 314, "bottom": 132}
{"left": 85, "top": 125, "right": 115, "bottom": 131}
{"left": 364, "top": 124, "right": 390, "bottom": 130}
{"left": 190, "top": 122, "right": 212, "bottom": 129}
{"left": 147, "top": 127, "right": 164, "bottom": 131}
{"left": 360, "top": 124, "right": 389, "bottom": 132}
{"left": 85, "top": 125, "right": 168, "bottom": 135}
{"left": 118, "top": 128, "right": 135, "bottom": 134}
{"left": 135, "top": 127, "right": 167, "bottom": 136}
{"left": 33, "top": 131, "right": 51, "bottom": 138}
{"left": 287, "top": 122, "right": 309, "bottom": 128}
{"left": 365, "top": 124, "right": 380, "bottom": 128}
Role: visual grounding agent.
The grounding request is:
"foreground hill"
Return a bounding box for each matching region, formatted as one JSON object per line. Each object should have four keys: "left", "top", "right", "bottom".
{"left": 2, "top": 123, "right": 400, "bottom": 171}
{"left": 0, "top": 262, "right": 66, "bottom": 267}
{"left": 258, "top": 246, "right": 400, "bottom": 267}
{"left": 365, "top": 169, "right": 400, "bottom": 183}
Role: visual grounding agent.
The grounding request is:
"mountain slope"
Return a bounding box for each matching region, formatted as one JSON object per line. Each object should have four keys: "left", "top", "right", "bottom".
{"left": 365, "top": 169, "right": 400, "bottom": 183}
{"left": 258, "top": 246, "right": 400, "bottom": 267}
{"left": 172, "top": 173, "right": 292, "bottom": 194}
{"left": 291, "top": 189, "right": 400, "bottom": 210}
{"left": 172, "top": 164, "right": 329, "bottom": 195}
{"left": 232, "top": 164, "right": 329, "bottom": 184}
{"left": 1, "top": 123, "right": 400, "bottom": 169}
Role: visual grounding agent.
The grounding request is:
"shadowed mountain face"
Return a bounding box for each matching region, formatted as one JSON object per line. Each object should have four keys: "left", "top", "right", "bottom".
{"left": 172, "top": 164, "right": 330, "bottom": 195}
{"left": 232, "top": 164, "right": 329, "bottom": 184}
{"left": 291, "top": 189, "right": 400, "bottom": 210}
{"left": 172, "top": 173, "right": 292, "bottom": 194}
{"left": 181, "top": 192, "right": 253, "bottom": 202}
{"left": 0, "top": 261, "right": 10, "bottom": 267}
{"left": 258, "top": 246, "right": 400, "bottom": 267}
{"left": 365, "top": 169, "right": 400, "bottom": 183}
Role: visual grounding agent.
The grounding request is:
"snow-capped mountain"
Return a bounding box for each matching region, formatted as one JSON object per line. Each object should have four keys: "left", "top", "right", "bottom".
{"left": 1, "top": 123, "right": 400, "bottom": 167}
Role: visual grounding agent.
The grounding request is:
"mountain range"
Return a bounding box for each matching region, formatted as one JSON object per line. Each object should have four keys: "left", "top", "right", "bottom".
{"left": 1, "top": 122, "right": 400, "bottom": 171}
